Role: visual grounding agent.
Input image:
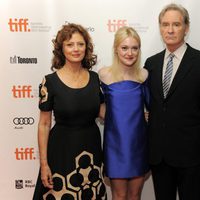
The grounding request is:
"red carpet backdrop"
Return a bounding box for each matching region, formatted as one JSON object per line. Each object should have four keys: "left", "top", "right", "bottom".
{"left": 0, "top": 0, "right": 200, "bottom": 199}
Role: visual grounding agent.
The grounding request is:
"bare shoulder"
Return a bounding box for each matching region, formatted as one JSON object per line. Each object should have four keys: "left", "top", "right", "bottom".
{"left": 140, "top": 67, "right": 149, "bottom": 82}
{"left": 98, "top": 66, "right": 110, "bottom": 77}
{"left": 98, "top": 66, "right": 112, "bottom": 83}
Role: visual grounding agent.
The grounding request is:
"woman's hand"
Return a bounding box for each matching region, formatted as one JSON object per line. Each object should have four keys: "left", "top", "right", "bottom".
{"left": 98, "top": 103, "right": 106, "bottom": 120}
{"left": 40, "top": 164, "right": 53, "bottom": 189}
{"left": 144, "top": 111, "right": 149, "bottom": 122}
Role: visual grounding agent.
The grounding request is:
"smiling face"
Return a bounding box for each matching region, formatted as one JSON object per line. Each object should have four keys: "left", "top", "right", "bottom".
{"left": 62, "top": 32, "right": 86, "bottom": 64}
{"left": 116, "top": 36, "right": 140, "bottom": 67}
{"left": 159, "top": 10, "right": 189, "bottom": 52}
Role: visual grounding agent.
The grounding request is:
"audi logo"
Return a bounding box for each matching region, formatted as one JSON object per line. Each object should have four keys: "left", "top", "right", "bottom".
{"left": 13, "top": 117, "right": 35, "bottom": 125}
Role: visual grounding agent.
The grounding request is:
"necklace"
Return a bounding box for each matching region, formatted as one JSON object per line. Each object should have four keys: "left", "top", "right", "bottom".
{"left": 60, "top": 66, "right": 87, "bottom": 88}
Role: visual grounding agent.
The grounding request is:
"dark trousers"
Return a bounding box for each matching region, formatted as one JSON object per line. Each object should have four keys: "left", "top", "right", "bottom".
{"left": 151, "top": 161, "right": 200, "bottom": 200}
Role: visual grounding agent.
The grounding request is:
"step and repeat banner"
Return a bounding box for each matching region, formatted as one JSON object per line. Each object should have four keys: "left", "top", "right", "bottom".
{"left": 1, "top": 0, "right": 200, "bottom": 199}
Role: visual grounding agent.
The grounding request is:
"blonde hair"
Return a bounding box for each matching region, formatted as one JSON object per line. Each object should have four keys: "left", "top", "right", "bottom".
{"left": 110, "top": 26, "right": 143, "bottom": 82}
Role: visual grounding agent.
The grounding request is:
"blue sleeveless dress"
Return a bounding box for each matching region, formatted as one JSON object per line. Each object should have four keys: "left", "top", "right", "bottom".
{"left": 101, "top": 80, "right": 150, "bottom": 178}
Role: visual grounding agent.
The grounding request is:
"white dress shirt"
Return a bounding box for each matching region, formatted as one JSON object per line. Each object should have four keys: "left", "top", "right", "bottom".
{"left": 162, "top": 43, "right": 187, "bottom": 86}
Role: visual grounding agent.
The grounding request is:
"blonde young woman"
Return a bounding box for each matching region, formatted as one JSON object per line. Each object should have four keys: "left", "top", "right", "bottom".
{"left": 99, "top": 26, "right": 149, "bottom": 200}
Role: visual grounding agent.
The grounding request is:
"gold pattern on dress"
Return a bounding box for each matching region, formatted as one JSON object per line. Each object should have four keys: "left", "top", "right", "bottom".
{"left": 39, "top": 77, "right": 48, "bottom": 104}
{"left": 43, "top": 173, "right": 76, "bottom": 199}
{"left": 43, "top": 151, "right": 107, "bottom": 200}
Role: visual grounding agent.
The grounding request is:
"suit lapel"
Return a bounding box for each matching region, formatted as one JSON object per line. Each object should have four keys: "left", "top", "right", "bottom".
{"left": 167, "top": 45, "right": 195, "bottom": 98}
{"left": 154, "top": 51, "right": 165, "bottom": 99}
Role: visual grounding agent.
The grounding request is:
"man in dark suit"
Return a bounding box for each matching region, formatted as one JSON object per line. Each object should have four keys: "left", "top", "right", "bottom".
{"left": 145, "top": 3, "right": 200, "bottom": 200}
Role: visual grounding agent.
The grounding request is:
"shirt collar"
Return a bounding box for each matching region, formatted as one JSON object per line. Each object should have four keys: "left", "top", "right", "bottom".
{"left": 165, "top": 43, "right": 187, "bottom": 60}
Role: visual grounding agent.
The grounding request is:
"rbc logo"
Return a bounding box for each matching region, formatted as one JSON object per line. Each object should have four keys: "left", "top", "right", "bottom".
{"left": 15, "top": 180, "right": 23, "bottom": 189}
{"left": 8, "top": 18, "right": 31, "bottom": 32}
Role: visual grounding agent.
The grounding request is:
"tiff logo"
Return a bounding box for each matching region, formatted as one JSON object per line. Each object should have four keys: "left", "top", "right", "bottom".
{"left": 12, "top": 85, "right": 33, "bottom": 98}
{"left": 107, "top": 19, "right": 128, "bottom": 32}
{"left": 15, "top": 147, "right": 36, "bottom": 160}
{"left": 8, "top": 18, "right": 31, "bottom": 32}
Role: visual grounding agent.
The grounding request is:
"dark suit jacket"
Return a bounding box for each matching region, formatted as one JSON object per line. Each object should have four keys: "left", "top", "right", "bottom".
{"left": 145, "top": 44, "right": 200, "bottom": 167}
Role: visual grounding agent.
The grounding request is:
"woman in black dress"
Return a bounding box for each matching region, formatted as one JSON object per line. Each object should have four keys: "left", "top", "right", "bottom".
{"left": 33, "top": 23, "right": 107, "bottom": 200}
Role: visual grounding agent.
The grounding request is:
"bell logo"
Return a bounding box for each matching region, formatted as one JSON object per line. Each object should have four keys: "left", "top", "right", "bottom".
{"left": 15, "top": 147, "right": 36, "bottom": 160}
{"left": 12, "top": 85, "right": 33, "bottom": 98}
{"left": 107, "top": 19, "right": 128, "bottom": 32}
{"left": 8, "top": 18, "right": 31, "bottom": 32}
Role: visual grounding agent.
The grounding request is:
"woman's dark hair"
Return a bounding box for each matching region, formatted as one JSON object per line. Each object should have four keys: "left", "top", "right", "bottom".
{"left": 51, "top": 23, "right": 97, "bottom": 71}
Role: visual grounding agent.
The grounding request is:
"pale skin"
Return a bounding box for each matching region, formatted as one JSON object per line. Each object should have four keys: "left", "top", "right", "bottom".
{"left": 38, "top": 32, "right": 104, "bottom": 188}
{"left": 99, "top": 37, "right": 148, "bottom": 84}
{"left": 99, "top": 36, "right": 148, "bottom": 200}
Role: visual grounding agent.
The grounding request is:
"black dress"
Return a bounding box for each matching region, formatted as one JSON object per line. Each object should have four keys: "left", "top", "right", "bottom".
{"left": 33, "top": 71, "right": 107, "bottom": 200}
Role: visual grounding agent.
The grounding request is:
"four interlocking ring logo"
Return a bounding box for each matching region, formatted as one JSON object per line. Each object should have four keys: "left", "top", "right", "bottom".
{"left": 13, "top": 117, "right": 34, "bottom": 125}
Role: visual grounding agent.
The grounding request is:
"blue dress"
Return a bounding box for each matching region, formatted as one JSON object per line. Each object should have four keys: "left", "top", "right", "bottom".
{"left": 101, "top": 80, "right": 149, "bottom": 178}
